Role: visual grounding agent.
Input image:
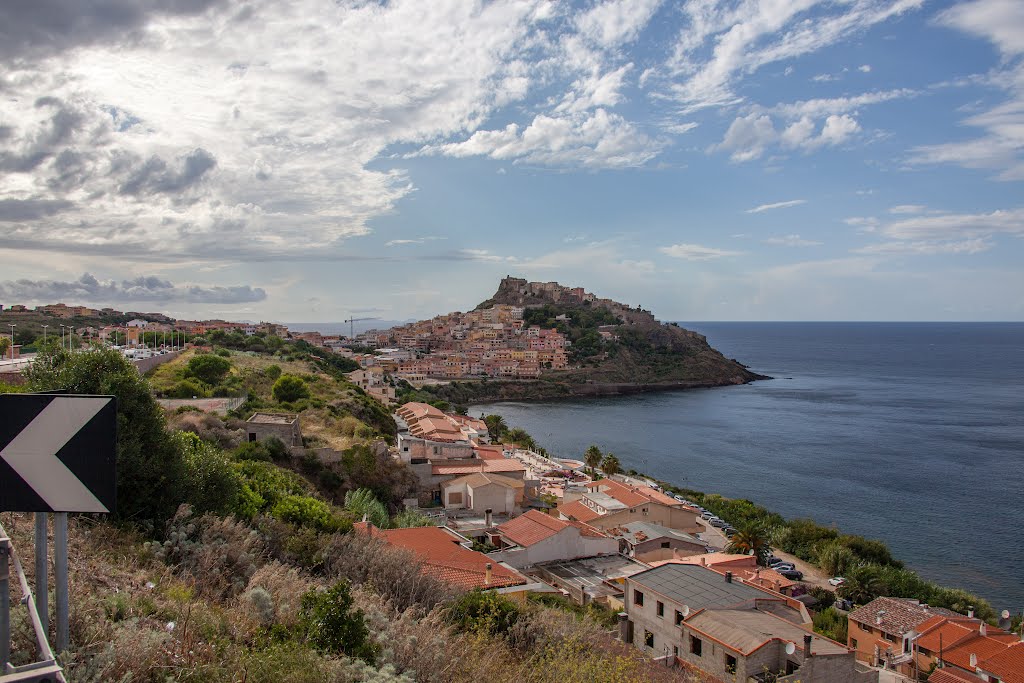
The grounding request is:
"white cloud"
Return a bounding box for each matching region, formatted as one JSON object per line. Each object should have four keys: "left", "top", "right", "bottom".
{"left": 859, "top": 64, "right": 872, "bottom": 73}
{"left": 662, "top": 121, "right": 700, "bottom": 135}
{"left": 938, "top": 0, "right": 1024, "bottom": 56}
{"left": 659, "top": 243, "right": 742, "bottom": 260}
{"left": 0, "top": 272, "right": 266, "bottom": 305}
{"left": 713, "top": 111, "right": 860, "bottom": 161}
{"left": 764, "top": 234, "right": 823, "bottom": 246}
{"left": 746, "top": 199, "right": 807, "bottom": 213}
{"left": 883, "top": 208, "right": 1024, "bottom": 240}
{"left": 888, "top": 205, "right": 928, "bottom": 214}
{"left": 853, "top": 239, "right": 992, "bottom": 255}
{"left": 711, "top": 114, "right": 777, "bottom": 162}
{"left": 419, "top": 109, "right": 664, "bottom": 168}
{"left": 665, "top": 0, "right": 924, "bottom": 112}
{"left": 385, "top": 236, "right": 446, "bottom": 247}
{"left": 575, "top": 0, "right": 663, "bottom": 49}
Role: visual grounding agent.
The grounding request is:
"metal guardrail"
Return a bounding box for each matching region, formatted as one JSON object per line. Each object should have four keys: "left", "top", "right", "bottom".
{"left": 0, "top": 521, "right": 66, "bottom": 683}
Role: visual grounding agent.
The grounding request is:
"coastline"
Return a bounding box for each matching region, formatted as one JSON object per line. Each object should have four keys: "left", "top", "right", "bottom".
{"left": 420, "top": 372, "right": 773, "bottom": 406}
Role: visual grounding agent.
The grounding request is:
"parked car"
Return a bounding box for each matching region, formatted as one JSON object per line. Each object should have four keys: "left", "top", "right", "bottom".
{"left": 723, "top": 527, "right": 737, "bottom": 537}
{"left": 700, "top": 511, "right": 715, "bottom": 519}
{"left": 710, "top": 519, "right": 728, "bottom": 528}
{"left": 765, "top": 555, "right": 782, "bottom": 565}
{"left": 770, "top": 562, "right": 795, "bottom": 571}
{"left": 778, "top": 569, "right": 804, "bottom": 580}
{"left": 828, "top": 577, "right": 846, "bottom": 587}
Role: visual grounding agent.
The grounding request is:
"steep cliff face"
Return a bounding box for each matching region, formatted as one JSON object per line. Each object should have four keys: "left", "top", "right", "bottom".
{"left": 471, "top": 277, "right": 767, "bottom": 390}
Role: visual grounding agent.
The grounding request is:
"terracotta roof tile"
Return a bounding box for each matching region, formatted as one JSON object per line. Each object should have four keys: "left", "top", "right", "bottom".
{"left": 928, "top": 669, "right": 987, "bottom": 683}
{"left": 442, "top": 472, "right": 525, "bottom": 489}
{"left": 849, "top": 597, "right": 959, "bottom": 636}
{"left": 432, "top": 459, "right": 526, "bottom": 475}
{"left": 498, "top": 510, "right": 609, "bottom": 547}
{"left": 558, "top": 499, "right": 602, "bottom": 523}
{"left": 378, "top": 526, "right": 525, "bottom": 590}
{"left": 979, "top": 641, "right": 1024, "bottom": 682}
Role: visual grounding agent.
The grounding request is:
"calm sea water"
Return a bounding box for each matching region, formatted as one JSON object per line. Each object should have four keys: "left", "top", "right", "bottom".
{"left": 471, "top": 323, "right": 1024, "bottom": 611}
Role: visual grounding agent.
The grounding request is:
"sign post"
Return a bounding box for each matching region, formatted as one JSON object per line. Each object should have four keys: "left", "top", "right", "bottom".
{"left": 0, "top": 393, "right": 116, "bottom": 670}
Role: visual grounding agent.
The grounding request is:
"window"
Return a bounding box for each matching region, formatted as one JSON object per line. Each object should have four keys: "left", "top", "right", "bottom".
{"left": 725, "top": 654, "right": 737, "bottom": 674}
{"left": 919, "top": 647, "right": 931, "bottom": 657}
{"left": 883, "top": 633, "right": 897, "bottom": 643}
{"left": 657, "top": 601, "right": 664, "bottom": 617}
{"left": 690, "top": 636, "right": 702, "bottom": 656}
{"left": 448, "top": 492, "right": 463, "bottom": 505}
{"left": 675, "top": 610, "right": 684, "bottom": 626}
{"left": 786, "top": 660, "right": 799, "bottom": 675}
{"left": 402, "top": 446, "right": 409, "bottom": 452}
{"left": 851, "top": 639, "right": 858, "bottom": 649}
{"left": 661, "top": 541, "right": 671, "bottom": 548}
{"left": 248, "top": 433, "right": 257, "bottom": 443}
{"left": 673, "top": 646, "right": 679, "bottom": 658}
{"left": 644, "top": 630, "right": 654, "bottom": 648}
{"left": 633, "top": 590, "right": 644, "bottom": 606}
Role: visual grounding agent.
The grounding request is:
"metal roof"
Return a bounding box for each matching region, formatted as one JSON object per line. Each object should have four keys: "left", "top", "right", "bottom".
{"left": 629, "top": 563, "right": 774, "bottom": 609}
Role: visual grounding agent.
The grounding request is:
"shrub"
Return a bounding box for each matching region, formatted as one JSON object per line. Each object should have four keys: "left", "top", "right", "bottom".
{"left": 168, "top": 379, "right": 208, "bottom": 399}
{"left": 216, "top": 348, "right": 231, "bottom": 357}
{"left": 300, "top": 581, "right": 376, "bottom": 662}
{"left": 392, "top": 509, "right": 433, "bottom": 528}
{"left": 812, "top": 607, "right": 848, "bottom": 643}
{"left": 265, "top": 364, "right": 283, "bottom": 380}
{"left": 25, "top": 348, "right": 187, "bottom": 528}
{"left": 174, "top": 431, "right": 246, "bottom": 516}
{"left": 187, "top": 354, "right": 232, "bottom": 385}
{"left": 235, "top": 441, "right": 273, "bottom": 462}
{"left": 273, "top": 375, "right": 310, "bottom": 403}
{"left": 447, "top": 590, "right": 523, "bottom": 637}
{"left": 345, "top": 488, "right": 390, "bottom": 528}
{"left": 816, "top": 542, "right": 858, "bottom": 577}
{"left": 271, "top": 495, "right": 346, "bottom": 533}
{"left": 236, "top": 461, "right": 308, "bottom": 509}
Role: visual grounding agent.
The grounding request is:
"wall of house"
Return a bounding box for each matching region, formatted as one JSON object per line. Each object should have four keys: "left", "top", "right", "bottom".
{"left": 488, "top": 528, "right": 619, "bottom": 569}
{"left": 465, "top": 482, "right": 516, "bottom": 515}
{"left": 848, "top": 619, "right": 901, "bottom": 667}
{"left": 590, "top": 504, "right": 703, "bottom": 534}
{"left": 633, "top": 538, "right": 706, "bottom": 562}
{"left": 397, "top": 434, "right": 473, "bottom": 463}
{"left": 247, "top": 419, "right": 302, "bottom": 447}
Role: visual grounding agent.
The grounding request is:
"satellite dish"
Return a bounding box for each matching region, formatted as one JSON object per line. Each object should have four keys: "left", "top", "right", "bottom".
{"left": 682, "top": 605, "right": 690, "bottom": 617}
{"left": 1002, "top": 609, "right": 1011, "bottom": 619}
{"left": 785, "top": 642, "right": 796, "bottom": 656}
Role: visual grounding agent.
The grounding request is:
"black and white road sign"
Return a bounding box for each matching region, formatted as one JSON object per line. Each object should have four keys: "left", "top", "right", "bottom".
{"left": 0, "top": 394, "right": 117, "bottom": 513}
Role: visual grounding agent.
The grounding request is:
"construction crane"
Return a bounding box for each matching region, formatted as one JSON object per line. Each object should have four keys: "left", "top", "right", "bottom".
{"left": 344, "top": 316, "right": 380, "bottom": 339}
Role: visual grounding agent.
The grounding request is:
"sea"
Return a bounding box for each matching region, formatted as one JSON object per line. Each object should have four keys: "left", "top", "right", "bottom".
{"left": 470, "top": 322, "right": 1024, "bottom": 612}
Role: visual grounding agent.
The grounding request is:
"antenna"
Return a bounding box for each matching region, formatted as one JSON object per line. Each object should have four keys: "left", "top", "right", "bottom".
{"left": 785, "top": 642, "right": 796, "bottom": 656}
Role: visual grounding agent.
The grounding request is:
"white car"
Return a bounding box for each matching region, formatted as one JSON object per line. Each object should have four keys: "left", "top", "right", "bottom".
{"left": 828, "top": 577, "right": 846, "bottom": 587}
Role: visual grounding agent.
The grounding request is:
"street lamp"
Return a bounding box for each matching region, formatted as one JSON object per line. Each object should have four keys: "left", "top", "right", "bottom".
{"left": 41, "top": 324, "right": 48, "bottom": 346}
{"left": 8, "top": 324, "right": 15, "bottom": 360}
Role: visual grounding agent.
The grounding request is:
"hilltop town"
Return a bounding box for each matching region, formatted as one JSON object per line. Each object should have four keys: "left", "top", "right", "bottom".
{"left": 3, "top": 280, "right": 1020, "bottom": 683}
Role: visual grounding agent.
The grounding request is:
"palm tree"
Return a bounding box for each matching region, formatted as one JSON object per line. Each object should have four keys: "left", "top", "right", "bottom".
{"left": 504, "top": 427, "right": 536, "bottom": 451}
{"left": 837, "top": 564, "right": 886, "bottom": 605}
{"left": 601, "top": 453, "right": 621, "bottom": 477}
{"left": 483, "top": 414, "right": 507, "bottom": 440}
{"left": 726, "top": 523, "right": 772, "bottom": 565}
{"left": 584, "top": 445, "right": 603, "bottom": 474}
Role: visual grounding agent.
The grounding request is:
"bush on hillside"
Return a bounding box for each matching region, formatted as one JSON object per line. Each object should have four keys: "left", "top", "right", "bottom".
{"left": 447, "top": 590, "right": 523, "bottom": 638}
{"left": 167, "top": 378, "right": 207, "bottom": 398}
{"left": 26, "top": 348, "right": 187, "bottom": 528}
{"left": 271, "top": 495, "right": 349, "bottom": 533}
{"left": 273, "top": 374, "right": 310, "bottom": 403}
{"left": 187, "top": 354, "right": 232, "bottom": 385}
{"left": 299, "top": 581, "right": 377, "bottom": 662}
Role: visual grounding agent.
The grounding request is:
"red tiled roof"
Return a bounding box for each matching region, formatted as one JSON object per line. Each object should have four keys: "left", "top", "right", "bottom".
{"left": 432, "top": 459, "right": 526, "bottom": 475}
{"left": 473, "top": 444, "right": 507, "bottom": 460}
{"left": 849, "top": 597, "right": 959, "bottom": 636}
{"left": 928, "top": 669, "right": 987, "bottom": 683}
{"left": 497, "top": 510, "right": 608, "bottom": 547}
{"left": 945, "top": 635, "right": 1016, "bottom": 673}
{"left": 557, "top": 499, "right": 602, "bottom": 523}
{"left": 585, "top": 479, "right": 649, "bottom": 507}
{"left": 377, "top": 526, "right": 526, "bottom": 590}
{"left": 979, "top": 641, "right": 1024, "bottom": 682}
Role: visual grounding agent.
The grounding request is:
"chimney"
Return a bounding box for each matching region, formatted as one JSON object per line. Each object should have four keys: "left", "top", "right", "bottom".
{"left": 725, "top": 571, "right": 733, "bottom": 583}
{"left": 980, "top": 623, "right": 987, "bottom": 636}
{"left": 700, "top": 557, "right": 707, "bottom": 567}
{"left": 968, "top": 606, "right": 975, "bottom": 619}
{"left": 485, "top": 563, "right": 492, "bottom": 585}
{"left": 485, "top": 508, "right": 493, "bottom": 527}
{"left": 618, "top": 612, "right": 631, "bottom": 642}
{"left": 970, "top": 653, "right": 977, "bottom": 668}
{"left": 804, "top": 634, "right": 813, "bottom": 658}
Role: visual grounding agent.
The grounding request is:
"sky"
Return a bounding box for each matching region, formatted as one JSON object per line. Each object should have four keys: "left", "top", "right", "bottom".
{"left": 1, "top": 0, "right": 1022, "bottom": 323}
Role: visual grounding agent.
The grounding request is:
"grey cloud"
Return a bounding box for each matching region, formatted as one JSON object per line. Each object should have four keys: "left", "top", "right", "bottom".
{"left": 119, "top": 148, "right": 217, "bottom": 196}
{"left": 0, "top": 272, "right": 266, "bottom": 305}
{"left": 0, "top": 198, "right": 74, "bottom": 221}
{"left": 0, "top": 0, "right": 227, "bottom": 62}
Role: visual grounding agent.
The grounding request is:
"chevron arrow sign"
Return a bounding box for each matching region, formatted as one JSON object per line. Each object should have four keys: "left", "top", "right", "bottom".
{"left": 0, "top": 394, "right": 117, "bottom": 513}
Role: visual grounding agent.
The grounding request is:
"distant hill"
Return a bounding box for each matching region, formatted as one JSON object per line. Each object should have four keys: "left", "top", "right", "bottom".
{"left": 418, "top": 277, "right": 768, "bottom": 404}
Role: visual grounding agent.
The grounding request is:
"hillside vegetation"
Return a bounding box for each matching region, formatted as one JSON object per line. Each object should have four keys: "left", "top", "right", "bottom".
{"left": 1, "top": 347, "right": 708, "bottom": 683}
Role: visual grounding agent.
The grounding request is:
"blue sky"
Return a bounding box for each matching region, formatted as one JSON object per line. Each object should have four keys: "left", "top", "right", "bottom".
{"left": 1, "top": 0, "right": 1022, "bottom": 322}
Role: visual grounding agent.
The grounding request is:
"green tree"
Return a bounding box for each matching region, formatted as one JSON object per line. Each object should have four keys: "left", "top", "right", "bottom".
{"left": 817, "top": 542, "right": 858, "bottom": 577}
{"left": 726, "top": 523, "right": 773, "bottom": 565}
{"left": 392, "top": 509, "right": 433, "bottom": 528}
{"left": 300, "top": 581, "right": 376, "bottom": 662}
{"left": 447, "top": 590, "right": 523, "bottom": 637}
{"left": 345, "top": 488, "right": 390, "bottom": 528}
{"left": 505, "top": 427, "right": 536, "bottom": 451}
{"left": 483, "top": 414, "right": 507, "bottom": 440}
{"left": 0, "top": 336, "right": 10, "bottom": 358}
{"left": 838, "top": 564, "right": 886, "bottom": 605}
{"left": 583, "top": 445, "right": 603, "bottom": 473}
{"left": 186, "top": 353, "right": 232, "bottom": 384}
{"left": 812, "top": 607, "right": 849, "bottom": 643}
{"left": 273, "top": 374, "right": 310, "bottom": 403}
{"left": 600, "top": 453, "right": 621, "bottom": 477}
{"left": 264, "top": 364, "right": 283, "bottom": 380}
{"left": 25, "top": 348, "right": 186, "bottom": 527}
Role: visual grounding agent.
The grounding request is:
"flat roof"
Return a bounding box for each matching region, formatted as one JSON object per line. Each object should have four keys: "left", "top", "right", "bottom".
{"left": 687, "top": 608, "right": 848, "bottom": 656}
{"left": 537, "top": 555, "right": 650, "bottom": 599}
{"left": 629, "top": 563, "right": 776, "bottom": 610}
{"left": 248, "top": 412, "right": 297, "bottom": 424}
